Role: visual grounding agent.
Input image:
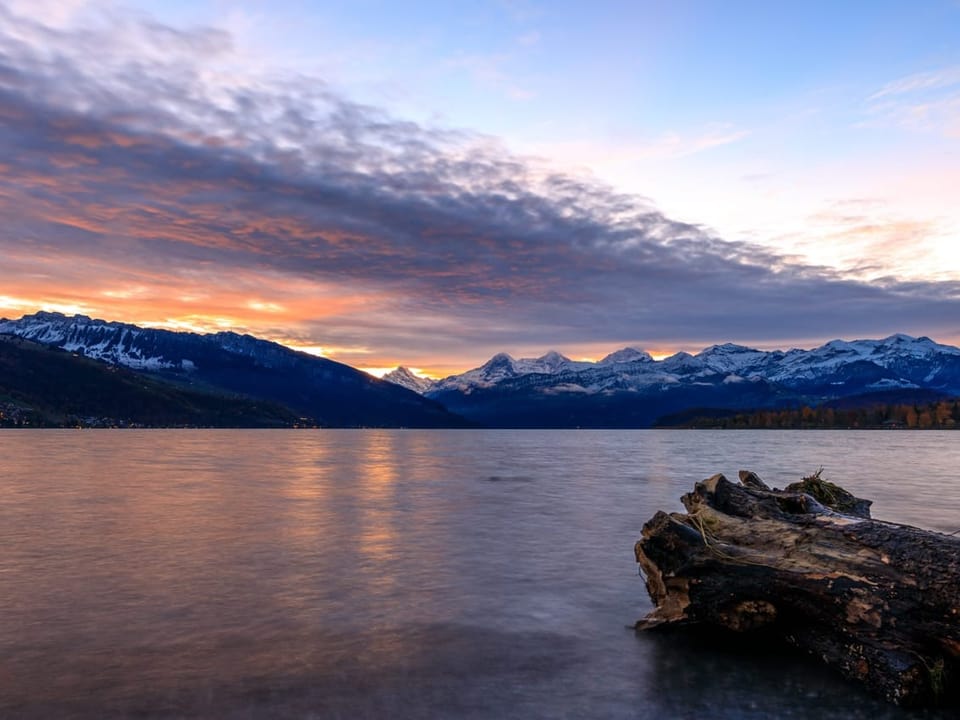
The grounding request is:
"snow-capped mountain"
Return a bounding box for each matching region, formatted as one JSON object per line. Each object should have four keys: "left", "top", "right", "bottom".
{"left": 599, "top": 347, "right": 653, "bottom": 365}
{"left": 0, "top": 312, "right": 466, "bottom": 428}
{"left": 763, "top": 335, "right": 960, "bottom": 389}
{"left": 0, "top": 312, "right": 192, "bottom": 370}
{"left": 0, "top": 311, "right": 319, "bottom": 373}
{"left": 382, "top": 367, "right": 436, "bottom": 394}
{"left": 693, "top": 343, "right": 772, "bottom": 375}
{"left": 422, "top": 335, "right": 960, "bottom": 427}
{"left": 425, "top": 335, "right": 960, "bottom": 397}
{"left": 430, "top": 350, "right": 593, "bottom": 392}
{"left": 6, "top": 312, "right": 958, "bottom": 428}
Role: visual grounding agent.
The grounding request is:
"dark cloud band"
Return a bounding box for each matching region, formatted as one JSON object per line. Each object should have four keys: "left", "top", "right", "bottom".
{"left": 1, "top": 4, "right": 958, "bottom": 362}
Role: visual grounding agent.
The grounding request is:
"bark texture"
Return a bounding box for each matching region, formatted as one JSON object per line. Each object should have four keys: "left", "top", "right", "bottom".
{"left": 635, "top": 470, "right": 960, "bottom": 707}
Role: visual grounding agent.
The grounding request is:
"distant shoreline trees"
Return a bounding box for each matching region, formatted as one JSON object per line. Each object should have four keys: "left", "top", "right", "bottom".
{"left": 659, "top": 398, "right": 960, "bottom": 429}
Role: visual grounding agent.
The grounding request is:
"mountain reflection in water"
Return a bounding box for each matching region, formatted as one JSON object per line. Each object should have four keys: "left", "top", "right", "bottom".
{"left": 1, "top": 429, "right": 957, "bottom": 719}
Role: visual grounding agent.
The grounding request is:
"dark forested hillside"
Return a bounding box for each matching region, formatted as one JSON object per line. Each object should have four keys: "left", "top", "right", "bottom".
{"left": 0, "top": 312, "right": 469, "bottom": 428}
{"left": 0, "top": 336, "right": 304, "bottom": 427}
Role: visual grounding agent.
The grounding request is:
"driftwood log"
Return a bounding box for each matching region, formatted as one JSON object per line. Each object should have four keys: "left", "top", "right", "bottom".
{"left": 634, "top": 470, "right": 960, "bottom": 707}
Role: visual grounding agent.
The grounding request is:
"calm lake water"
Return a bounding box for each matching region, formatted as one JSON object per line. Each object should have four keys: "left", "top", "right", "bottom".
{"left": 1, "top": 429, "right": 957, "bottom": 719}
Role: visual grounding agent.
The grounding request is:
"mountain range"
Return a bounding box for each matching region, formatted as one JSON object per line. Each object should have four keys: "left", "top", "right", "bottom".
{"left": 388, "top": 335, "right": 960, "bottom": 427}
{"left": 0, "top": 335, "right": 301, "bottom": 428}
{"left": 0, "top": 312, "right": 465, "bottom": 428}
{"left": 2, "top": 311, "right": 959, "bottom": 428}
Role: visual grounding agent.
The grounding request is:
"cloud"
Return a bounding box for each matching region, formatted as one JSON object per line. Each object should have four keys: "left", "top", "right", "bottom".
{"left": 868, "top": 66, "right": 960, "bottom": 101}
{"left": 526, "top": 124, "right": 751, "bottom": 183}
{"left": 794, "top": 209, "right": 950, "bottom": 281}
{"left": 864, "top": 65, "right": 960, "bottom": 137}
{"left": 1, "top": 3, "right": 960, "bottom": 370}
{"left": 640, "top": 125, "right": 751, "bottom": 159}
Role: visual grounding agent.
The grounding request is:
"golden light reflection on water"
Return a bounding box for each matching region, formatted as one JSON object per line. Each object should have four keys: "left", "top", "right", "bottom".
{"left": 354, "top": 432, "right": 401, "bottom": 597}
{"left": 2, "top": 429, "right": 958, "bottom": 719}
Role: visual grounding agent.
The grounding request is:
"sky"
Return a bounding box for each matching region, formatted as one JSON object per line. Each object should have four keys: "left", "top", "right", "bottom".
{"left": 1, "top": 0, "right": 959, "bottom": 377}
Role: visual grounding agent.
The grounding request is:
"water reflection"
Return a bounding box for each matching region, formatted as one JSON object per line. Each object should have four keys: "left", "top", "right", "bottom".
{"left": 638, "top": 628, "right": 948, "bottom": 720}
{"left": 356, "top": 432, "right": 400, "bottom": 569}
{"left": 0, "top": 429, "right": 957, "bottom": 718}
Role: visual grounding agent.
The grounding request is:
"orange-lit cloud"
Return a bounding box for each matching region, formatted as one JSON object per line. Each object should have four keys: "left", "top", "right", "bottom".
{"left": 1, "top": 4, "right": 960, "bottom": 376}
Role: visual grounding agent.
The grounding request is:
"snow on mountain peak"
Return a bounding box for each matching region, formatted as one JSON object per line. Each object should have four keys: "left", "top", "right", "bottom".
{"left": 426, "top": 352, "right": 519, "bottom": 391}
{"left": 524, "top": 350, "right": 575, "bottom": 373}
{"left": 599, "top": 347, "right": 653, "bottom": 365}
{"left": 484, "top": 352, "right": 516, "bottom": 365}
{"left": 868, "top": 333, "right": 958, "bottom": 357}
{"left": 382, "top": 367, "right": 435, "bottom": 394}
{"left": 431, "top": 350, "right": 588, "bottom": 392}
{"left": 0, "top": 312, "right": 181, "bottom": 370}
{"left": 537, "top": 350, "right": 568, "bottom": 364}
{"left": 810, "top": 334, "right": 960, "bottom": 363}
{"left": 7, "top": 312, "right": 959, "bottom": 402}
{"left": 694, "top": 343, "right": 769, "bottom": 374}
{"left": 658, "top": 351, "right": 700, "bottom": 371}
{"left": 481, "top": 352, "right": 518, "bottom": 374}
{"left": 429, "top": 331, "right": 960, "bottom": 399}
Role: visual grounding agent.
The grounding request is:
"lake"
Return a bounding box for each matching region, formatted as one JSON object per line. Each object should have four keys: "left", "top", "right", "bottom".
{"left": 1, "top": 429, "right": 957, "bottom": 718}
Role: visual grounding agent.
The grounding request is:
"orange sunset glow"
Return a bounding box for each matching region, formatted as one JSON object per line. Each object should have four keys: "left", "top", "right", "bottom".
{"left": 1, "top": 1, "right": 959, "bottom": 378}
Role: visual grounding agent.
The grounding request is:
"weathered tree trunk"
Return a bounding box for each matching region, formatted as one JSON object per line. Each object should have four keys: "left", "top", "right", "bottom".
{"left": 634, "top": 470, "right": 960, "bottom": 707}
